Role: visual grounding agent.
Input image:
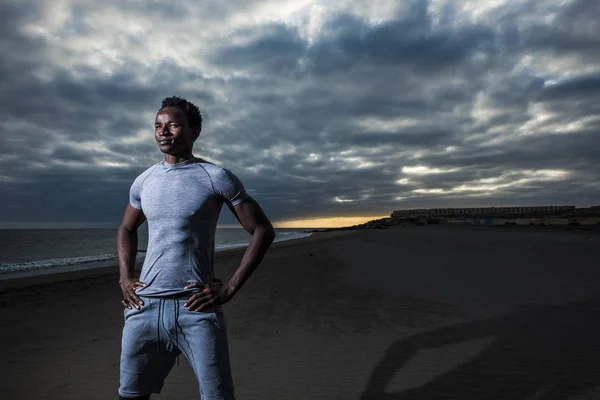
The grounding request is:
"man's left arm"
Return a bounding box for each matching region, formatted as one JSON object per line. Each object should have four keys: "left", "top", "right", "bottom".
{"left": 185, "top": 196, "right": 276, "bottom": 311}
{"left": 223, "top": 196, "right": 276, "bottom": 296}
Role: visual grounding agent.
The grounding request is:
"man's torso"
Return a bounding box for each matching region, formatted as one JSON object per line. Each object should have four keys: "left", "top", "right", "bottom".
{"left": 130, "top": 157, "right": 248, "bottom": 297}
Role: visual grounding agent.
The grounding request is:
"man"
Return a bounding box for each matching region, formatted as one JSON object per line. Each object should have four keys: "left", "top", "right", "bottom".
{"left": 116, "top": 96, "right": 276, "bottom": 399}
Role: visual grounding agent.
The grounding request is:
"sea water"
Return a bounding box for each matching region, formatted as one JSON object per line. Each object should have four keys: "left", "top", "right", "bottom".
{"left": 0, "top": 228, "right": 311, "bottom": 276}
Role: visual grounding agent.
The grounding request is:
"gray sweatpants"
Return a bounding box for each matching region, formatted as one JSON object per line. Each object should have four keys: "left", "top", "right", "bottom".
{"left": 118, "top": 295, "right": 234, "bottom": 399}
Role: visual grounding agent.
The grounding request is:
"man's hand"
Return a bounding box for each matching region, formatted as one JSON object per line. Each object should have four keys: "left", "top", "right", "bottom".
{"left": 184, "top": 278, "right": 234, "bottom": 312}
{"left": 120, "top": 278, "right": 148, "bottom": 310}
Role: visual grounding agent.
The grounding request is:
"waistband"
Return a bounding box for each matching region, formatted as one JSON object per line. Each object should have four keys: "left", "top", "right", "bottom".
{"left": 139, "top": 292, "right": 195, "bottom": 300}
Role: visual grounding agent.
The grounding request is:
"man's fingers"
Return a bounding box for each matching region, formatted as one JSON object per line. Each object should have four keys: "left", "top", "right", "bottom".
{"left": 122, "top": 297, "right": 135, "bottom": 309}
{"left": 123, "top": 284, "right": 144, "bottom": 306}
{"left": 189, "top": 298, "right": 214, "bottom": 312}
{"left": 127, "top": 297, "right": 140, "bottom": 310}
{"left": 185, "top": 294, "right": 210, "bottom": 309}
{"left": 183, "top": 292, "right": 200, "bottom": 307}
{"left": 185, "top": 293, "right": 212, "bottom": 310}
{"left": 120, "top": 280, "right": 146, "bottom": 309}
{"left": 131, "top": 292, "right": 144, "bottom": 307}
{"left": 123, "top": 290, "right": 142, "bottom": 309}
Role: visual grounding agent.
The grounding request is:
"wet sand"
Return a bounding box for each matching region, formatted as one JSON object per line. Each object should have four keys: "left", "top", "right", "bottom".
{"left": 1, "top": 225, "right": 600, "bottom": 399}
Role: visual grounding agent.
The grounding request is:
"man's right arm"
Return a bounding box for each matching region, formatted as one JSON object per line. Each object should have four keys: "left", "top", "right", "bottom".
{"left": 116, "top": 204, "right": 147, "bottom": 309}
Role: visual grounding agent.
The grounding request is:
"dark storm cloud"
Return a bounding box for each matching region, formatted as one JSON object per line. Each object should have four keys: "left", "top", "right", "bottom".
{"left": 0, "top": 3, "right": 181, "bottom": 223}
{"left": 2, "top": 63, "right": 213, "bottom": 138}
{"left": 209, "top": 24, "right": 306, "bottom": 74}
{"left": 50, "top": 146, "right": 97, "bottom": 163}
{"left": 424, "top": 129, "right": 600, "bottom": 174}
{"left": 0, "top": 2, "right": 44, "bottom": 78}
{"left": 306, "top": 10, "right": 495, "bottom": 75}
{"left": 1, "top": 0, "right": 599, "bottom": 227}
{"left": 539, "top": 74, "right": 600, "bottom": 100}
{"left": 520, "top": 0, "right": 599, "bottom": 55}
{"left": 348, "top": 129, "right": 455, "bottom": 147}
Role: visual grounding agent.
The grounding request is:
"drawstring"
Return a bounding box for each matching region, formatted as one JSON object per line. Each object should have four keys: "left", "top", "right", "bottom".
{"left": 156, "top": 298, "right": 162, "bottom": 391}
{"left": 157, "top": 298, "right": 162, "bottom": 353}
{"left": 174, "top": 298, "right": 180, "bottom": 366}
{"left": 156, "top": 297, "right": 183, "bottom": 367}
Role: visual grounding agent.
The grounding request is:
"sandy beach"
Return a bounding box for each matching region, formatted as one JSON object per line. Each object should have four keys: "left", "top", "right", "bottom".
{"left": 1, "top": 225, "right": 600, "bottom": 399}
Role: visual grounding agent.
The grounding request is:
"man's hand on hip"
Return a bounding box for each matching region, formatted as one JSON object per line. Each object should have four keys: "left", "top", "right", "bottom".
{"left": 184, "top": 278, "right": 234, "bottom": 312}
{"left": 120, "top": 278, "right": 148, "bottom": 309}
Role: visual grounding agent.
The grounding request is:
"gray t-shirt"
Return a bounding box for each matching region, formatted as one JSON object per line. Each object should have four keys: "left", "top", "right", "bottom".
{"left": 129, "top": 157, "right": 249, "bottom": 297}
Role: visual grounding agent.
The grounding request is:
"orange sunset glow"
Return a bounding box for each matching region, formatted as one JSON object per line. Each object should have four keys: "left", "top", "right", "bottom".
{"left": 273, "top": 215, "right": 389, "bottom": 229}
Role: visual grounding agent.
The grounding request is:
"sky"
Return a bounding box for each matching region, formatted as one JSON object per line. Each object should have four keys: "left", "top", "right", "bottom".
{"left": 1, "top": 0, "right": 599, "bottom": 229}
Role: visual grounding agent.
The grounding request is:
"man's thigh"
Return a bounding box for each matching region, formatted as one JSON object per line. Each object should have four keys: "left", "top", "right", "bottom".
{"left": 177, "top": 303, "right": 235, "bottom": 400}
{"left": 119, "top": 297, "right": 179, "bottom": 398}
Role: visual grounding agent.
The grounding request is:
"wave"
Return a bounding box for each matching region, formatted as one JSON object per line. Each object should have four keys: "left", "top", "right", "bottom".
{"left": 0, "top": 232, "right": 312, "bottom": 275}
{"left": 215, "top": 231, "right": 311, "bottom": 251}
{"left": 0, "top": 251, "right": 147, "bottom": 274}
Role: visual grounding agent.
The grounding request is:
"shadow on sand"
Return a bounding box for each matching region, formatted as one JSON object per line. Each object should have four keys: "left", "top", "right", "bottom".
{"left": 361, "top": 297, "right": 600, "bottom": 399}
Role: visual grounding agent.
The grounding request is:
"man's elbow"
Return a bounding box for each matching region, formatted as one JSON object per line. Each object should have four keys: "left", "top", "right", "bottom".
{"left": 118, "top": 223, "right": 137, "bottom": 236}
{"left": 258, "top": 224, "right": 276, "bottom": 244}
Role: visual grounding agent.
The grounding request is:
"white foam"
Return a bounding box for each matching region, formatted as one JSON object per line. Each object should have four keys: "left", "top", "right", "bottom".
{"left": 215, "top": 231, "right": 312, "bottom": 251}
{"left": 0, "top": 251, "right": 147, "bottom": 274}
{"left": 0, "top": 232, "right": 312, "bottom": 275}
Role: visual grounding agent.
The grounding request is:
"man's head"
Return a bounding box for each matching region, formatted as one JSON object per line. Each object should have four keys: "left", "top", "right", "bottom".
{"left": 155, "top": 96, "right": 203, "bottom": 156}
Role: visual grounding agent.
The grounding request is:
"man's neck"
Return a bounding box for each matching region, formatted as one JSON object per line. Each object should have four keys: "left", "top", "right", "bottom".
{"left": 164, "top": 153, "right": 195, "bottom": 164}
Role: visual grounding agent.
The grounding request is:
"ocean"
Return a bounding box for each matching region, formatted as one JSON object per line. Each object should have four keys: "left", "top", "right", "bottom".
{"left": 0, "top": 228, "right": 312, "bottom": 277}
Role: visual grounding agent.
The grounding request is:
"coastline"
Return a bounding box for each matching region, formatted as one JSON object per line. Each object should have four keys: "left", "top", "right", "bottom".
{"left": 0, "top": 232, "right": 312, "bottom": 292}
{"left": 0, "top": 231, "right": 348, "bottom": 293}
{"left": 2, "top": 223, "right": 597, "bottom": 293}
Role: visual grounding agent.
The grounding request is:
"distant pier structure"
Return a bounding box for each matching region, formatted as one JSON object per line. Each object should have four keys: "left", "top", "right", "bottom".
{"left": 391, "top": 205, "right": 576, "bottom": 218}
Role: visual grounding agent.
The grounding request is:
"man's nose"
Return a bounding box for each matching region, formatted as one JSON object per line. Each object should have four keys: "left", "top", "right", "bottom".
{"left": 159, "top": 126, "right": 171, "bottom": 135}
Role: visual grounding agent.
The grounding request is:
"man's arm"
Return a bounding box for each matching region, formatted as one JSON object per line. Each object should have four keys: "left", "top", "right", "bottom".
{"left": 224, "top": 196, "right": 276, "bottom": 296}
{"left": 116, "top": 204, "right": 148, "bottom": 309}
{"left": 184, "top": 196, "right": 276, "bottom": 311}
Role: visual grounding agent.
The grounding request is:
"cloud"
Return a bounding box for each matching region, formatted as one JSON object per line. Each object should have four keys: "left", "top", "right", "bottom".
{"left": 540, "top": 73, "right": 600, "bottom": 100}
{"left": 209, "top": 23, "right": 306, "bottom": 74}
{"left": 0, "top": 0, "right": 599, "bottom": 227}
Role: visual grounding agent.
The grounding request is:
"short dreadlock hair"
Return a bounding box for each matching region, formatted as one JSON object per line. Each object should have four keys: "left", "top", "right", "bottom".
{"left": 160, "top": 96, "right": 203, "bottom": 137}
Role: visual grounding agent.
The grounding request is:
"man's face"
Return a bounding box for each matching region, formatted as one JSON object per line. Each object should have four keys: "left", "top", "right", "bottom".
{"left": 154, "top": 107, "right": 197, "bottom": 155}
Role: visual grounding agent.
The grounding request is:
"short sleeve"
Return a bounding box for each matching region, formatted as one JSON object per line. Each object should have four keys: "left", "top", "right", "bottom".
{"left": 212, "top": 168, "right": 250, "bottom": 206}
{"left": 129, "top": 177, "right": 143, "bottom": 210}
